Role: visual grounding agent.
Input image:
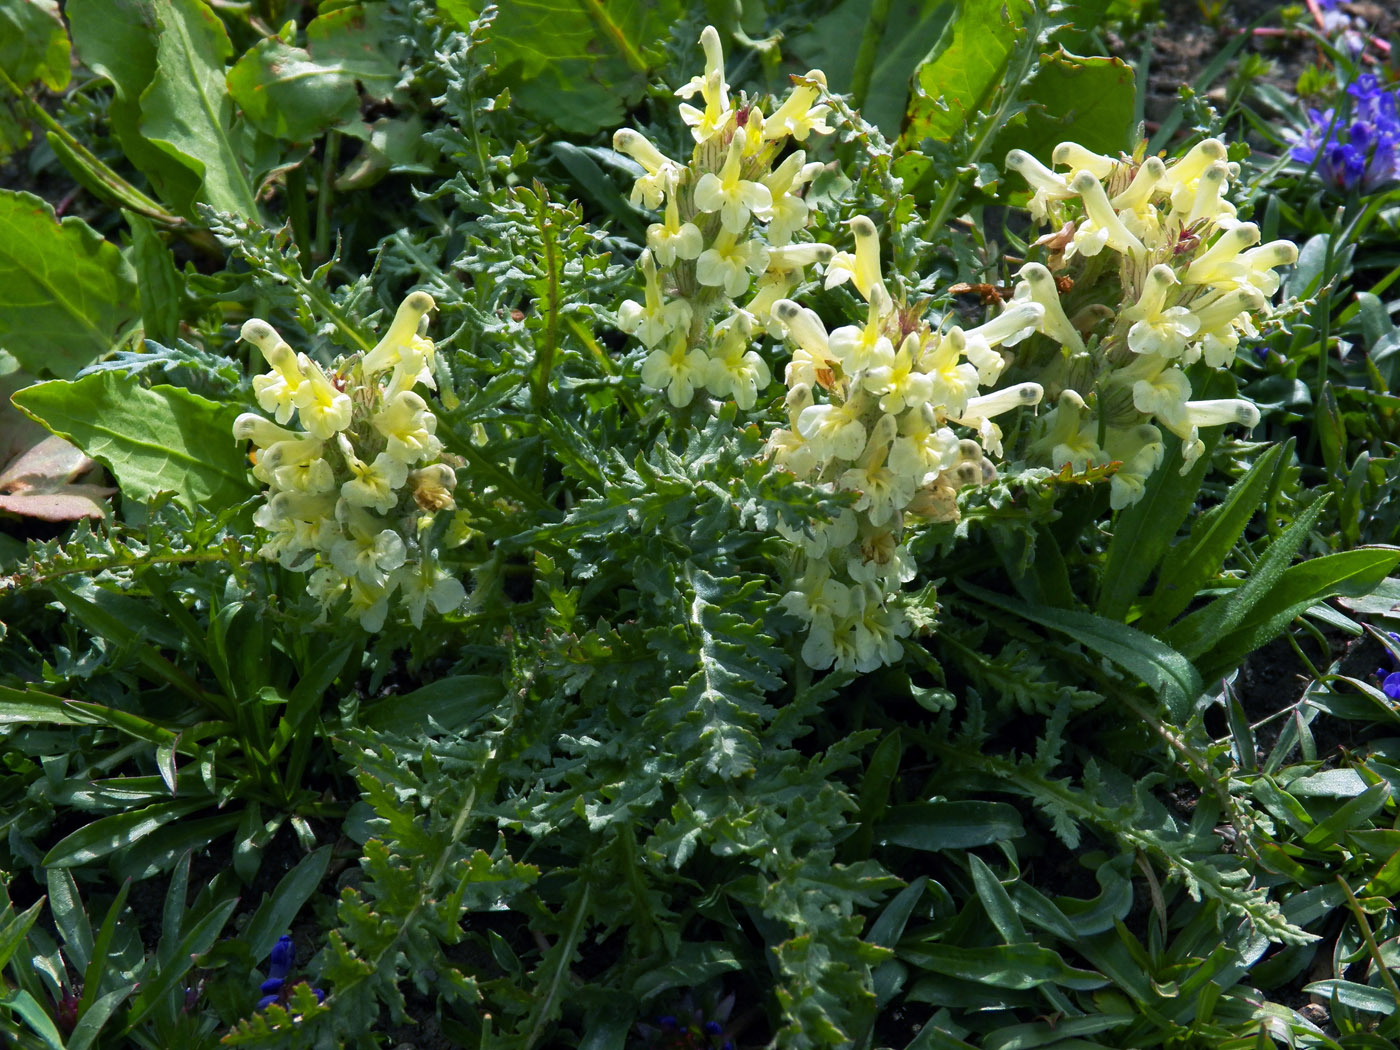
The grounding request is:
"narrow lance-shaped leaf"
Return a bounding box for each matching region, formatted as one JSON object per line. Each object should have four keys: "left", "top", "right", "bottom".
{"left": 1192, "top": 546, "right": 1400, "bottom": 684}
{"left": 42, "top": 799, "right": 210, "bottom": 868}
{"left": 1130, "top": 441, "right": 1283, "bottom": 632}
{"left": 962, "top": 581, "right": 1202, "bottom": 722}
{"left": 1163, "top": 495, "right": 1330, "bottom": 659}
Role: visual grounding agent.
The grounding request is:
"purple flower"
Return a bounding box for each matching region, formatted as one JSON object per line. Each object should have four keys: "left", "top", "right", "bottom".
{"left": 1289, "top": 74, "right": 1400, "bottom": 191}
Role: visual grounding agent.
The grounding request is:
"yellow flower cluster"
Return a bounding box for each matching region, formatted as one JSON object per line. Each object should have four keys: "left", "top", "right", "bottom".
{"left": 767, "top": 220, "right": 1045, "bottom": 672}
{"left": 1005, "top": 139, "right": 1297, "bottom": 505}
{"left": 613, "top": 26, "right": 836, "bottom": 409}
{"left": 233, "top": 292, "right": 466, "bottom": 631}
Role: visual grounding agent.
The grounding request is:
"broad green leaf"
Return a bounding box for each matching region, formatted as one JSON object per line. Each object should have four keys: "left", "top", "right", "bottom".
{"left": 226, "top": 39, "right": 362, "bottom": 143}
{"left": 1288, "top": 768, "right": 1375, "bottom": 798}
{"left": 41, "top": 799, "right": 209, "bottom": 867}
{"left": 304, "top": 4, "right": 404, "bottom": 101}
{"left": 0, "top": 190, "right": 139, "bottom": 377}
{"left": 1132, "top": 443, "right": 1285, "bottom": 632}
{"left": 900, "top": 0, "right": 1034, "bottom": 148}
{"left": 241, "top": 846, "right": 333, "bottom": 961}
{"left": 0, "top": 0, "right": 70, "bottom": 91}
{"left": 1335, "top": 574, "right": 1400, "bottom": 617}
{"left": 793, "top": 0, "right": 953, "bottom": 136}
{"left": 0, "top": 97, "right": 27, "bottom": 159}
{"left": 139, "top": 0, "right": 260, "bottom": 218}
{"left": 67, "top": 0, "right": 202, "bottom": 210}
{"left": 439, "top": 0, "right": 681, "bottom": 133}
{"left": 878, "top": 801, "right": 1025, "bottom": 851}
{"left": 12, "top": 370, "right": 252, "bottom": 511}
{"left": 963, "top": 581, "right": 1201, "bottom": 721}
{"left": 993, "top": 48, "right": 1135, "bottom": 161}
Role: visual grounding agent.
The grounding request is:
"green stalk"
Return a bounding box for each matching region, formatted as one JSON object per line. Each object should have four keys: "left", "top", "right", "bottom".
{"left": 850, "top": 0, "right": 893, "bottom": 113}
{"left": 314, "top": 130, "right": 340, "bottom": 262}
{"left": 286, "top": 162, "right": 312, "bottom": 274}
{"left": 1337, "top": 875, "right": 1400, "bottom": 1009}
{"left": 529, "top": 185, "right": 561, "bottom": 412}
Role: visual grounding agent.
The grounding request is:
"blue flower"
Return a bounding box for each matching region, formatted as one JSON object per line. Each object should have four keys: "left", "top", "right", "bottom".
{"left": 1290, "top": 74, "right": 1400, "bottom": 192}
{"left": 1376, "top": 632, "right": 1400, "bottom": 701}
{"left": 635, "top": 993, "right": 736, "bottom": 1049}
{"left": 256, "top": 934, "right": 325, "bottom": 1011}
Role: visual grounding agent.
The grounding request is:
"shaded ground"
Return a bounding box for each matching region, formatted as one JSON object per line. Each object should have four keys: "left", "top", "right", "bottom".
{"left": 1146, "top": 0, "right": 1399, "bottom": 134}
